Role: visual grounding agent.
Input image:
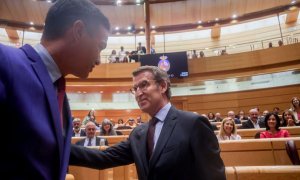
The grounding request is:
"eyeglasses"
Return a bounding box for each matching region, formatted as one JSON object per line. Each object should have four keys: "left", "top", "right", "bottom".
{"left": 130, "top": 80, "right": 156, "bottom": 94}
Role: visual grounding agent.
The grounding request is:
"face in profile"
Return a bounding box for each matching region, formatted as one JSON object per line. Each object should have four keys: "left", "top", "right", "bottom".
{"left": 71, "top": 23, "right": 109, "bottom": 78}
{"left": 223, "top": 119, "right": 234, "bottom": 135}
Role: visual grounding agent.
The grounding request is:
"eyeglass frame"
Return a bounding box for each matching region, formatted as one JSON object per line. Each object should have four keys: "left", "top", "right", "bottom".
{"left": 130, "top": 79, "right": 158, "bottom": 94}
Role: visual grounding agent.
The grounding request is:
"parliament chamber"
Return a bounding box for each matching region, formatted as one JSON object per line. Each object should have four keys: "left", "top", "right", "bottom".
{"left": 1, "top": 0, "right": 300, "bottom": 179}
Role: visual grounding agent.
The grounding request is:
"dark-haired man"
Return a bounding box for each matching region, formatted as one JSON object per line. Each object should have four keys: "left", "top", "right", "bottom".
{"left": 0, "top": 0, "right": 110, "bottom": 179}
{"left": 70, "top": 66, "right": 225, "bottom": 180}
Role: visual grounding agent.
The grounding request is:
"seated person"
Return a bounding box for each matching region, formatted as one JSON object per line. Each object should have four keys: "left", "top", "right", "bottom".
{"left": 124, "top": 118, "right": 137, "bottom": 128}
{"left": 72, "top": 118, "right": 86, "bottom": 137}
{"left": 118, "top": 46, "right": 126, "bottom": 62}
{"left": 220, "top": 49, "right": 228, "bottom": 55}
{"left": 108, "top": 50, "right": 118, "bottom": 63}
{"left": 260, "top": 113, "right": 290, "bottom": 138}
{"left": 99, "top": 118, "right": 117, "bottom": 136}
{"left": 199, "top": 51, "right": 205, "bottom": 58}
{"left": 281, "top": 109, "right": 298, "bottom": 127}
{"left": 75, "top": 121, "right": 108, "bottom": 146}
{"left": 217, "top": 117, "right": 241, "bottom": 141}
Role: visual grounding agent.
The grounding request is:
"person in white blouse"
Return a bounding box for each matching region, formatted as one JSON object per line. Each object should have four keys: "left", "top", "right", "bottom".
{"left": 217, "top": 117, "right": 241, "bottom": 141}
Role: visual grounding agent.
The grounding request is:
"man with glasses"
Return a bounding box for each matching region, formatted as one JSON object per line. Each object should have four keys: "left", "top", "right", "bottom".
{"left": 70, "top": 66, "right": 225, "bottom": 180}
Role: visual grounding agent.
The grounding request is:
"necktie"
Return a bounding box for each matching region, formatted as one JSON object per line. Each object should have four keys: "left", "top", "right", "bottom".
{"left": 147, "top": 117, "right": 159, "bottom": 159}
{"left": 55, "top": 77, "right": 66, "bottom": 128}
{"left": 88, "top": 138, "right": 92, "bottom": 146}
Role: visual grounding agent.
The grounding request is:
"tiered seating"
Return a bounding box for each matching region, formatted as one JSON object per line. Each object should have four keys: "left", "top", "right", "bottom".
{"left": 69, "top": 137, "right": 300, "bottom": 180}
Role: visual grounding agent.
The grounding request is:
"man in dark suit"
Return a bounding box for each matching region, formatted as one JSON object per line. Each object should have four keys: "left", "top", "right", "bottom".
{"left": 137, "top": 42, "right": 147, "bottom": 54}
{"left": 241, "top": 109, "right": 266, "bottom": 129}
{"left": 72, "top": 118, "right": 86, "bottom": 137}
{"left": 70, "top": 66, "right": 225, "bottom": 180}
{"left": 75, "top": 122, "right": 108, "bottom": 146}
{"left": 0, "top": 0, "right": 110, "bottom": 179}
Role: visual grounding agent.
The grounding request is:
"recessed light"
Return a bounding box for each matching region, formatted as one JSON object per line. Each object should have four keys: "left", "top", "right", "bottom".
{"left": 215, "top": 18, "right": 219, "bottom": 21}
{"left": 291, "top": 0, "right": 296, "bottom": 4}
{"left": 151, "top": 25, "right": 156, "bottom": 29}
{"left": 29, "top": 22, "right": 34, "bottom": 25}
{"left": 115, "top": 27, "right": 119, "bottom": 30}
{"left": 232, "top": 14, "right": 237, "bottom": 19}
{"left": 197, "top": 20, "right": 202, "bottom": 24}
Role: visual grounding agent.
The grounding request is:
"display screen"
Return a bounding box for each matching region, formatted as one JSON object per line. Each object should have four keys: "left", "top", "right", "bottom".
{"left": 140, "top": 52, "right": 189, "bottom": 78}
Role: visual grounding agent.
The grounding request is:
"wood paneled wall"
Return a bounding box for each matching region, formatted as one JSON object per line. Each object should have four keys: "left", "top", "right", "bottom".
{"left": 71, "top": 109, "right": 149, "bottom": 124}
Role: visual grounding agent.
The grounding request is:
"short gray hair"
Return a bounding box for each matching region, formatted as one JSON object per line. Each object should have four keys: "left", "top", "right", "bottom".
{"left": 132, "top": 66, "right": 171, "bottom": 99}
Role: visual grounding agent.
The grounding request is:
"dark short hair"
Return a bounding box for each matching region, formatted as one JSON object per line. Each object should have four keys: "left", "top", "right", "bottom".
{"left": 264, "top": 112, "right": 281, "bottom": 130}
{"left": 132, "top": 66, "right": 171, "bottom": 99}
{"left": 43, "top": 0, "right": 110, "bottom": 40}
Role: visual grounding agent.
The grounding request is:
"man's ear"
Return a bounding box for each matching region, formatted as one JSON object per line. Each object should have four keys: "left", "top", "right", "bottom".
{"left": 159, "top": 81, "right": 168, "bottom": 94}
{"left": 72, "top": 20, "right": 85, "bottom": 42}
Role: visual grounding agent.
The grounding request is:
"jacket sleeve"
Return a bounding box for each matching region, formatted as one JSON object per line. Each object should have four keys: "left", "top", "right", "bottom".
{"left": 69, "top": 139, "right": 134, "bottom": 170}
{"left": 190, "top": 116, "right": 226, "bottom": 180}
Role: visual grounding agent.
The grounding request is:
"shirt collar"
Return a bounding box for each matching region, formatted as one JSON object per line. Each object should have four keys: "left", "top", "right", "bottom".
{"left": 154, "top": 102, "right": 171, "bottom": 122}
{"left": 33, "top": 43, "right": 62, "bottom": 83}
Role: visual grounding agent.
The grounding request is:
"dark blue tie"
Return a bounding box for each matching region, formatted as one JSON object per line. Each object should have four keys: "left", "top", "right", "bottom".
{"left": 147, "top": 117, "right": 159, "bottom": 159}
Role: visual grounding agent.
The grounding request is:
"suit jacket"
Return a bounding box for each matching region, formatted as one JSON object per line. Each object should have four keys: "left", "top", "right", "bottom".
{"left": 241, "top": 119, "right": 266, "bottom": 129}
{"left": 72, "top": 129, "right": 86, "bottom": 137}
{"left": 0, "top": 44, "right": 72, "bottom": 180}
{"left": 75, "top": 137, "right": 108, "bottom": 146}
{"left": 70, "top": 106, "right": 225, "bottom": 180}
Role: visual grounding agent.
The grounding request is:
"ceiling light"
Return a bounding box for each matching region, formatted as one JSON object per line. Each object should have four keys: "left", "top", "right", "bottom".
{"left": 197, "top": 20, "right": 202, "bottom": 24}
{"left": 291, "top": 0, "right": 296, "bottom": 4}
{"left": 115, "top": 27, "right": 119, "bottom": 30}
{"left": 29, "top": 22, "right": 34, "bottom": 25}
{"left": 116, "top": 0, "right": 122, "bottom": 5}
{"left": 140, "top": 26, "right": 143, "bottom": 29}
{"left": 232, "top": 14, "right": 237, "bottom": 19}
{"left": 215, "top": 18, "right": 219, "bottom": 21}
{"left": 127, "top": 26, "right": 132, "bottom": 30}
{"left": 151, "top": 25, "right": 156, "bottom": 29}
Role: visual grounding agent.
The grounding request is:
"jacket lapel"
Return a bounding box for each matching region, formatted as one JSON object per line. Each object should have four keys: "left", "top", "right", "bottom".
{"left": 21, "top": 44, "right": 63, "bottom": 164}
{"left": 149, "top": 106, "right": 178, "bottom": 168}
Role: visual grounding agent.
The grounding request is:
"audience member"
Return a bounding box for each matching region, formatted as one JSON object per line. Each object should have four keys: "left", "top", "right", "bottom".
{"left": 207, "top": 112, "right": 215, "bottom": 121}
{"left": 75, "top": 121, "right": 108, "bottom": 146}
{"left": 241, "top": 109, "right": 265, "bottom": 129}
{"left": 108, "top": 49, "right": 118, "bottom": 63}
{"left": 99, "top": 119, "right": 117, "bottom": 136}
{"left": 260, "top": 113, "right": 290, "bottom": 138}
{"left": 215, "top": 112, "right": 222, "bottom": 122}
{"left": 220, "top": 49, "right": 228, "bottom": 55}
{"left": 150, "top": 46, "right": 156, "bottom": 54}
{"left": 227, "top": 111, "right": 241, "bottom": 124}
{"left": 199, "top": 51, "right": 205, "bottom": 58}
{"left": 137, "top": 42, "right": 146, "bottom": 54}
{"left": 217, "top": 117, "right": 241, "bottom": 141}
{"left": 268, "top": 42, "right": 273, "bottom": 48}
{"left": 0, "top": 0, "right": 110, "bottom": 178}
{"left": 290, "top": 97, "right": 300, "bottom": 123}
{"left": 238, "top": 110, "right": 248, "bottom": 121}
{"left": 281, "top": 109, "right": 299, "bottom": 127}
{"left": 118, "top": 46, "right": 126, "bottom": 62}
{"left": 70, "top": 66, "right": 225, "bottom": 180}
{"left": 278, "top": 40, "right": 283, "bottom": 46}
{"left": 273, "top": 107, "right": 280, "bottom": 115}
{"left": 124, "top": 118, "right": 137, "bottom": 128}
{"left": 191, "top": 50, "right": 197, "bottom": 59}
{"left": 72, "top": 118, "right": 86, "bottom": 137}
